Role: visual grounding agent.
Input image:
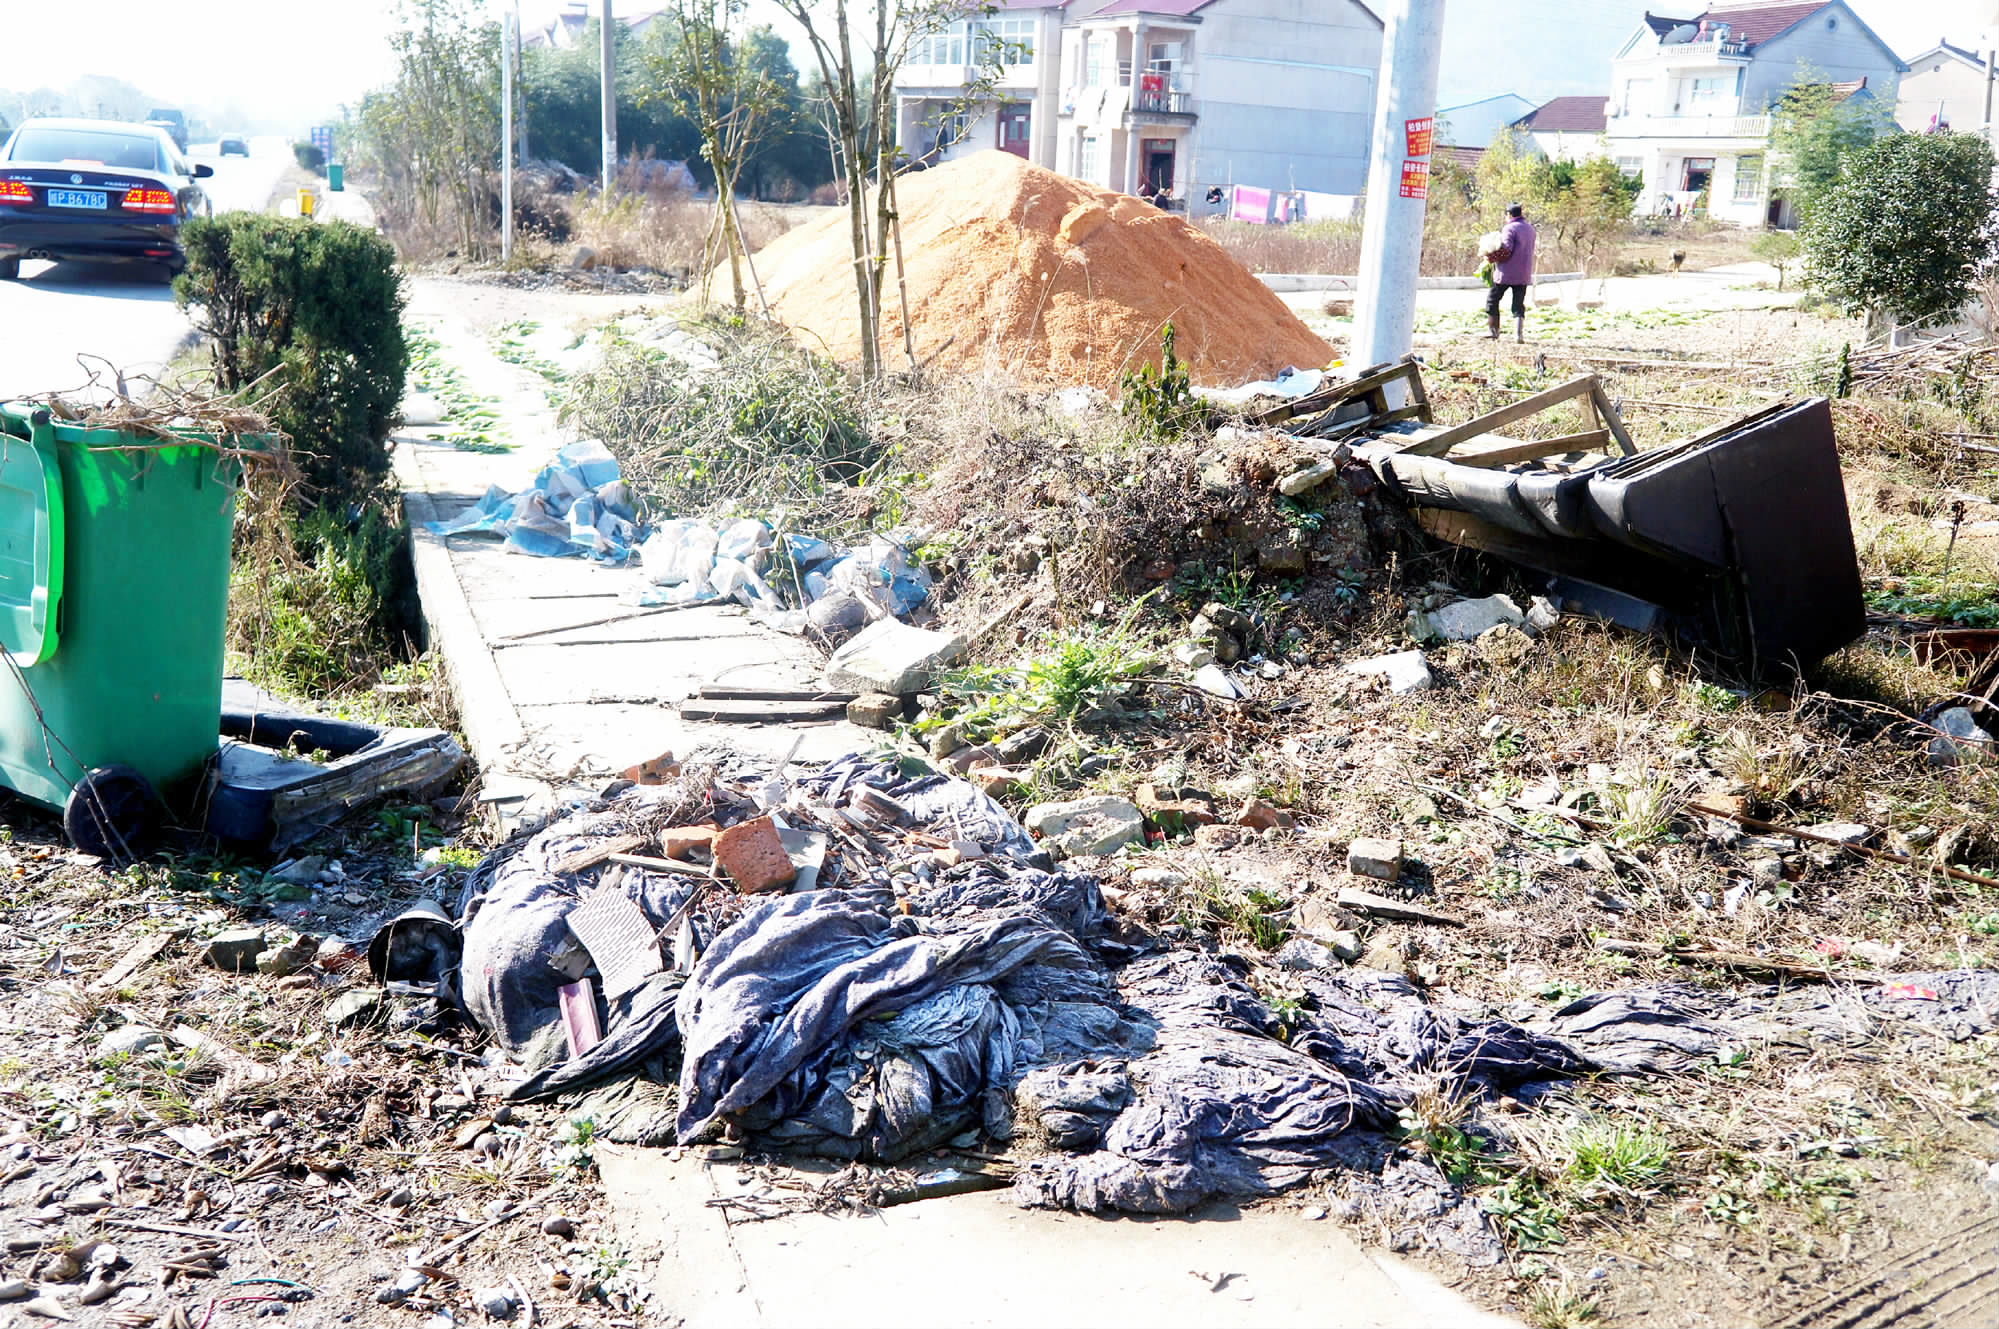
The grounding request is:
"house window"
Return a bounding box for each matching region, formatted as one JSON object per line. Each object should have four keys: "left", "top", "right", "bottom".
{"left": 1085, "top": 37, "right": 1104, "bottom": 88}
{"left": 976, "top": 15, "right": 1035, "bottom": 67}
{"left": 1617, "top": 157, "right": 1644, "bottom": 179}
{"left": 1733, "top": 154, "right": 1764, "bottom": 203}
{"left": 911, "top": 21, "right": 968, "bottom": 66}
{"left": 1079, "top": 134, "right": 1101, "bottom": 182}
{"left": 1689, "top": 76, "right": 1726, "bottom": 105}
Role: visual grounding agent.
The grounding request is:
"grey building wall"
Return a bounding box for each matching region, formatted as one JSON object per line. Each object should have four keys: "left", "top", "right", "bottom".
{"left": 1739, "top": 1, "right": 1903, "bottom": 110}
{"left": 1188, "top": 0, "right": 1383, "bottom": 199}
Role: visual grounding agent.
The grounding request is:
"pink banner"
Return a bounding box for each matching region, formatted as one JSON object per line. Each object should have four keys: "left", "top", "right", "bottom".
{"left": 1229, "top": 184, "right": 1271, "bottom": 224}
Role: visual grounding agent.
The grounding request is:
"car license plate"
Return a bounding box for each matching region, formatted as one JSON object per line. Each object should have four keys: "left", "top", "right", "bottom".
{"left": 46, "top": 189, "right": 106, "bottom": 210}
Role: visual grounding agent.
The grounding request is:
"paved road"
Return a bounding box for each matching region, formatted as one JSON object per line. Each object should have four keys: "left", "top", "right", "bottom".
{"left": 0, "top": 135, "right": 291, "bottom": 401}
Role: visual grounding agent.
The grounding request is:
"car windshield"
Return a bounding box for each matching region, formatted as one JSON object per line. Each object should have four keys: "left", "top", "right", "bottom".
{"left": 7, "top": 128, "right": 162, "bottom": 171}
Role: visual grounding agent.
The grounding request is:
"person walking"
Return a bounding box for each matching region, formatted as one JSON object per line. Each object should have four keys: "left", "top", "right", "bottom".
{"left": 1485, "top": 202, "right": 1537, "bottom": 343}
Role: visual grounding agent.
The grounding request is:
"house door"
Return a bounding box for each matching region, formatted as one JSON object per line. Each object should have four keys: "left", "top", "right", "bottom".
{"left": 998, "top": 105, "right": 1032, "bottom": 159}
{"left": 1143, "top": 138, "right": 1176, "bottom": 195}
{"left": 1682, "top": 157, "right": 1715, "bottom": 193}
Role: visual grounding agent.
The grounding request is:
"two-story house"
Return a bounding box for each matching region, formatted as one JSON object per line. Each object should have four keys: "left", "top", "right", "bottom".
{"left": 894, "top": 0, "right": 1383, "bottom": 210}
{"left": 1602, "top": 1, "right": 1905, "bottom": 225}
{"left": 1895, "top": 42, "right": 1995, "bottom": 135}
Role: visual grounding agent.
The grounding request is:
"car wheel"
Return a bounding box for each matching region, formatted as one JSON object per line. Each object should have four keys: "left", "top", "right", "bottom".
{"left": 0, "top": 258, "right": 18, "bottom": 281}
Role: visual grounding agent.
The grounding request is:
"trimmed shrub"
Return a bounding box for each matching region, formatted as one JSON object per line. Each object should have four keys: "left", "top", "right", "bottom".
{"left": 293, "top": 141, "right": 325, "bottom": 174}
{"left": 174, "top": 214, "right": 408, "bottom": 503}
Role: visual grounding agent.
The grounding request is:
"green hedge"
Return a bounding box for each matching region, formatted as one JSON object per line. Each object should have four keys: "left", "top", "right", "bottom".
{"left": 174, "top": 214, "right": 408, "bottom": 503}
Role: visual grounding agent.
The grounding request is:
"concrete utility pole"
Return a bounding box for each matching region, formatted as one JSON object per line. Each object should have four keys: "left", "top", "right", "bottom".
{"left": 502, "top": 9, "right": 515, "bottom": 263}
{"left": 600, "top": 0, "right": 618, "bottom": 193}
{"left": 1351, "top": 0, "right": 1445, "bottom": 374}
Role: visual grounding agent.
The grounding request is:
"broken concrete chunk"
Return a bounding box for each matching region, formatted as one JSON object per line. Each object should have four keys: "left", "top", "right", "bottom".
{"left": 1274, "top": 937, "right": 1337, "bottom": 971}
{"left": 996, "top": 726, "right": 1053, "bottom": 764}
{"left": 326, "top": 987, "right": 384, "bottom": 1028}
{"left": 1234, "top": 798, "right": 1295, "bottom": 831}
{"left": 1343, "top": 651, "right": 1433, "bottom": 694}
{"left": 823, "top": 619, "right": 966, "bottom": 696}
{"left": 1135, "top": 782, "right": 1218, "bottom": 829}
{"left": 713, "top": 815, "right": 798, "bottom": 893}
{"left": 1193, "top": 823, "right": 1245, "bottom": 850}
{"left": 1278, "top": 455, "right": 1344, "bottom": 497}
{"left": 1023, "top": 796, "right": 1145, "bottom": 859}
{"left": 1427, "top": 594, "right": 1525, "bottom": 642}
{"left": 941, "top": 744, "right": 1003, "bottom": 776}
{"left": 1475, "top": 622, "right": 1536, "bottom": 667}
{"left": 1171, "top": 640, "right": 1215, "bottom": 669}
{"left": 1130, "top": 866, "right": 1188, "bottom": 888}
{"left": 1198, "top": 602, "right": 1255, "bottom": 636}
{"left": 845, "top": 693, "right": 905, "bottom": 731}
{"left": 1526, "top": 595, "right": 1560, "bottom": 634}
{"left": 1194, "top": 664, "right": 1243, "bottom": 699}
{"left": 1323, "top": 929, "right": 1364, "bottom": 962}
{"left": 1802, "top": 822, "right": 1873, "bottom": 846}
{"left": 1346, "top": 837, "right": 1404, "bottom": 881}
{"left": 95, "top": 1025, "right": 165, "bottom": 1062}
{"left": 205, "top": 928, "right": 269, "bottom": 972}
{"left": 1927, "top": 707, "right": 1994, "bottom": 768}
{"left": 255, "top": 936, "right": 317, "bottom": 978}
{"left": 966, "top": 765, "right": 1022, "bottom": 797}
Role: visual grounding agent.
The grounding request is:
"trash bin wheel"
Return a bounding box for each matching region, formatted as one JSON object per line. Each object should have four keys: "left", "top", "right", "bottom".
{"left": 63, "top": 765, "right": 158, "bottom": 859}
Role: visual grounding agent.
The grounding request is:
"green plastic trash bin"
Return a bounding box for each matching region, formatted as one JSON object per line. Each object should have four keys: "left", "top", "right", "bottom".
{"left": 327, "top": 162, "right": 344, "bottom": 192}
{"left": 0, "top": 403, "right": 248, "bottom": 854}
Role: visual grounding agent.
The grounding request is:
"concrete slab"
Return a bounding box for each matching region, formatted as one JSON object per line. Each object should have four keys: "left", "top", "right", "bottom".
{"left": 600, "top": 1146, "right": 1517, "bottom": 1329}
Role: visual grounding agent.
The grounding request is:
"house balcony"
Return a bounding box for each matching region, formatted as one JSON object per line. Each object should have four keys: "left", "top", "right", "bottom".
{"left": 1117, "top": 64, "right": 1196, "bottom": 121}
{"left": 1606, "top": 112, "right": 1770, "bottom": 142}
{"left": 1626, "top": 36, "right": 1751, "bottom": 67}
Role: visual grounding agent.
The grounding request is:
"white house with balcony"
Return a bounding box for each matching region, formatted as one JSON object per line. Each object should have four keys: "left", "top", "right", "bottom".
{"left": 1603, "top": 1, "right": 1904, "bottom": 225}
{"left": 893, "top": 0, "right": 1383, "bottom": 210}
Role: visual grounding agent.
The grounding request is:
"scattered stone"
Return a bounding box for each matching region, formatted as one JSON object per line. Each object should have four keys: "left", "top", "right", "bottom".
{"left": 1360, "top": 935, "right": 1412, "bottom": 974}
{"left": 1302, "top": 1205, "right": 1328, "bottom": 1221}
{"left": 205, "top": 928, "right": 269, "bottom": 972}
{"left": 393, "top": 1269, "right": 429, "bottom": 1296}
{"left": 314, "top": 937, "right": 360, "bottom": 972}
{"left": 0, "top": 1280, "right": 27, "bottom": 1301}
{"left": 1926, "top": 708, "right": 1994, "bottom": 768}
{"left": 399, "top": 393, "right": 446, "bottom": 427}
{"left": 1803, "top": 822, "right": 1873, "bottom": 846}
{"left": 1235, "top": 798, "right": 1295, "bottom": 832}
{"left": 941, "top": 744, "right": 1003, "bottom": 776}
{"left": 1342, "top": 651, "right": 1433, "bottom": 694}
{"left": 568, "top": 245, "right": 598, "bottom": 270}
{"left": 1194, "top": 824, "right": 1245, "bottom": 851}
{"left": 94, "top": 1025, "right": 164, "bottom": 1062}
{"left": 713, "top": 815, "right": 798, "bottom": 893}
{"left": 845, "top": 693, "right": 905, "bottom": 731}
{"left": 1022, "top": 796, "right": 1145, "bottom": 859}
{"left": 1750, "top": 858, "right": 1786, "bottom": 888}
{"left": 1171, "top": 641, "right": 1215, "bottom": 669}
{"left": 1346, "top": 837, "right": 1403, "bottom": 882}
{"left": 1130, "top": 867, "right": 1188, "bottom": 888}
{"left": 926, "top": 725, "right": 964, "bottom": 761}
{"left": 1553, "top": 847, "right": 1592, "bottom": 871}
{"left": 1274, "top": 938, "right": 1336, "bottom": 971}
{"left": 1257, "top": 532, "right": 1306, "bottom": 573}
{"left": 1323, "top": 930, "right": 1364, "bottom": 962}
{"left": 1193, "top": 664, "right": 1242, "bottom": 699}
{"left": 807, "top": 592, "right": 869, "bottom": 635}
{"left": 21, "top": 1296, "right": 70, "bottom": 1320}
{"left": 1475, "top": 623, "right": 1536, "bottom": 667}
{"left": 823, "top": 619, "right": 967, "bottom": 696}
{"left": 1337, "top": 887, "right": 1462, "bottom": 925}
{"left": 1427, "top": 594, "right": 1525, "bottom": 642}
{"left": 540, "top": 1215, "right": 575, "bottom": 1238}
{"left": 1525, "top": 595, "right": 1560, "bottom": 634}
{"left": 270, "top": 856, "right": 325, "bottom": 886}
{"left": 255, "top": 936, "right": 316, "bottom": 979}
{"left": 966, "top": 765, "right": 1022, "bottom": 797}
{"left": 1134, "top": 783, "right": 1217, "bottom": 829}
{"left": 326, "top": 987, "right": 385, "bottom": 1029}
{"left": 1198, "top": 602, "right": 1254, "bottom": 636}
{"left": 1278, "top": 454, "right": 1344, "bottom": 497}
{"left": 473, "top": 1287, "right": 517, "bottom": 1319}
{"left": 996, "top": 726, "right": 1053, "bottom": 764}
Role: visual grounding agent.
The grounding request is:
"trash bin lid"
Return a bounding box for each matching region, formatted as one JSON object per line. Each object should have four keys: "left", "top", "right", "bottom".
{"left": 0, "top": 406, "right": 65, "bottom": 666}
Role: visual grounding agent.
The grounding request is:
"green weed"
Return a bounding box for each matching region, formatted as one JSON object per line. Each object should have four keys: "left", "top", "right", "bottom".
{"left": 1564, "top": 1120, "right": 1673, "bottom": 1195}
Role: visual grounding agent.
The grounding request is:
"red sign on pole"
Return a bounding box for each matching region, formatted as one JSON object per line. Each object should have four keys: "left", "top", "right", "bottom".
{"left": 1399, "top": 159, "right": 1431, "bottom": 200}
{"left": 1404, "top": 116, "right": 1435, "bottom": 158}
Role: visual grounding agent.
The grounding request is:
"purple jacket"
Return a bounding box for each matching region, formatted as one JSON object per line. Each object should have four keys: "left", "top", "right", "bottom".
{"left": 1493, "top": 217, "right": 1536, "bottom": 285}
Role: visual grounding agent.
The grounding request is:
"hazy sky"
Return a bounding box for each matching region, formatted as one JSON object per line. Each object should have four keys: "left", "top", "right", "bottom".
{"left": 5, "top": 0, "right": 1991, "bottom": 129}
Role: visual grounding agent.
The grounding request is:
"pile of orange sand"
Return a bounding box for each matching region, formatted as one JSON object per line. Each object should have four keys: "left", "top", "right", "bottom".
{"left": 747, "top": 151, "right": 1334, "bottom": 391}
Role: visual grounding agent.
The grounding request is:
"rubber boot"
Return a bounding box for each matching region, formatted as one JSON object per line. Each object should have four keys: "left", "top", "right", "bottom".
{"left": 1486, "top": 312, "right": 1501, "bottom": 339}
{"left": 1514, "top": 316, "right": 1526, "bottom": 344}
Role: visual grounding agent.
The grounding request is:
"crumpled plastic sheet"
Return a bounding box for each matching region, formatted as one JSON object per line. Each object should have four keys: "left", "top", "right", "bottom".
{"left": 630, "top": 519, "right": 933, "bottom": 631}
{"left": 428, "top": 440, "right": 638, "bottom": 562}
{"left": 448, "top": 752, "right": 1999, "bottom": 1226}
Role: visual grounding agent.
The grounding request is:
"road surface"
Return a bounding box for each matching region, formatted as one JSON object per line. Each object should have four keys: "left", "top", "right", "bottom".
{"left": 0, "top": 135, "right": 292, "bottom": 401}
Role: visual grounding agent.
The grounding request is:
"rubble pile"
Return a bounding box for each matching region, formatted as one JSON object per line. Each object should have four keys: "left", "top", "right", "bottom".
{"left": 750, "top": 150, "right": 1334, "bottom": 391}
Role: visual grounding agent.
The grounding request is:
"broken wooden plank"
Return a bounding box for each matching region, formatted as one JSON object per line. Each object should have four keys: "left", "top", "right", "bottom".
{"left": 1589, "top": 381, "right": 1639, "bottom": 456}
{"left": 606, "top": 852, "right": 714, "bottom": 879}
{"left": 1397, "top": 376, "right": 1599, "bottom": 457}
{"left": 1336, "top": 887, "right": 1463, "bottom": 926}
{"left": 90, "top": 928, "right": 188, "bottom": 993}
{"left": 552, "top": 833, "right": 647, "bottom": 877}
{"left": 1597, "top": 937, "right": 1882, "bottom": 985}
{"left": 1450, "top": 429, "right": 1610, "bottom": 469}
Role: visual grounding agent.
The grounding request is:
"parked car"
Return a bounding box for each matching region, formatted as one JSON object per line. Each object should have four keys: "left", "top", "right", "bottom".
{"left": 143, "top": 108, "right": 189, "bottom": 152}
{"left": 218, "top": 134, "right": 249, "bottom": 157}
{"left": 0, "top": 118, "right": 213, "bottom": 280}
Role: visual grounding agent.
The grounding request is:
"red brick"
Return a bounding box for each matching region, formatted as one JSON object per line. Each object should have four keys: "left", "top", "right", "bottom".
{"left": 713, "top": 815, "right": 796, "bottom": 893}
{"left": 1234, "top": 798, "right": 1296, "bottom": 831}
{"left": 1134, "top": 782, "right": 1217, "bottom": 829}
{"left": 661, "top": 823, "right": 721, "bottom": 861}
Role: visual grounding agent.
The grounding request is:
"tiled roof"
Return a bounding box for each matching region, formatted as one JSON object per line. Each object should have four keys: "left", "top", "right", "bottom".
{"left": 1827, "top": 76, "right": 1867, "bottom": 101}
{"left": 1087, "top": 0, "right": 1218, "bottom": 16}
{"left": 1513, "top": 96, "right": 1609, "bottom": 134}
{"left": 1435, "top": 146, "right": 1485, "bottom": 172}
{"left": 1698, "top": 3, "right": 1831, "bottom": 48}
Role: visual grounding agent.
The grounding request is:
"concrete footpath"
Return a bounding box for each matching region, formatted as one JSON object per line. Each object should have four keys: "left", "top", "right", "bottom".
{"left": 397, "top": 286, "right": 1518, "bottom": 1327}
{"left": 394, "top": 288, "right": 872, "bottom": 820}
{"left": 600, "top": 1146, "right": 1519, "bottom": 1329}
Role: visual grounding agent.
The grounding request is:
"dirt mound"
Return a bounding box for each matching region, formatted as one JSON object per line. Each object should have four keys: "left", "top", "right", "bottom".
{"left": 749, "top": 151, "right": 1334, "bottom": 390}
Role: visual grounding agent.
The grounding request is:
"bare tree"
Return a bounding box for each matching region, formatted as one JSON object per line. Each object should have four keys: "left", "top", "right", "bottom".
{"left": 772, "top": 0, "right": 1007, "bottom": 382}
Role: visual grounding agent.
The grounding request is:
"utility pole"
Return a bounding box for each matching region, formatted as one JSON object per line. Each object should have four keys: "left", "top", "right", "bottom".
{"left": 600, "top": 0, "right": 618, "bottom": 194}
{"left": 516, "top": 1, "right": 529, "bottom": 163}
{"left": 1985, "top": 49, "right": 1995, "bottom": 138}
{"left": 502, "top": 9, "right": 515, "bottom": 263}
{"left": 1351, "top": 0, "right": 1445, "bottom": 374}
